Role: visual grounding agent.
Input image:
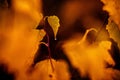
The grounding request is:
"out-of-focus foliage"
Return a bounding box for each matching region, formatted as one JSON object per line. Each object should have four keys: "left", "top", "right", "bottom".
{"left": 101, "top": 0, "right": 120, "bottom": 30}
{"left": 47, "top": 15, "right": 60, "bottom": 40}
{"left": 106, "top": 18, "right": 120, "bottom": 48}
{"left": 10, "top": 59, "right": 70, "bottom": 80}
{"left": 29, "top": 59, "right": 70, "bottom": 80}
{"left": 12, "top": 0, "right": 43, "bottom": 24}
{"left": 0, "top": 0, "right": 46, "bottom": 80}
{"left": 63, "top": 28, "right": 117, "bottom": 80}
{"left": 0, "top": 0, "right": 120, "bottom": 80}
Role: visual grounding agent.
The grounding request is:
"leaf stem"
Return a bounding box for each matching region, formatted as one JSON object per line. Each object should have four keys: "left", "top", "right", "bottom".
{"left": 42, "top": 17, "right": 54, "bottom": 72}
{"left": 46, "top": 33, "right": 54, "bottom": 72}
{"left": 40, "top": 42, "right": 48, "bottom": 47}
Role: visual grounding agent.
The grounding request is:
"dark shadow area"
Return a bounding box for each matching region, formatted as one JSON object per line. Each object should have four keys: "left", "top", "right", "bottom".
{"left": 0, "top": 63, "right": 15, "bottom": 80}
{"left": 109, "top": 38, "right": 120, "bottom": 70}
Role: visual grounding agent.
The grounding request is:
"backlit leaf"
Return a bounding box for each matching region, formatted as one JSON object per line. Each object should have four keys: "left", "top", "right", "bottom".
{"left": 47, "top": 15, "right": 60, "bottom": 40}
{"left": 63, "top": 28, "right": 115, "bottom": 80}
{"left": 101, "top": 0, "right": 120, "bottom": 29}
{"left": 106, "top": 18, "right": 120, "bottom": 48}
{"left": 30, "top": 59, "right": 70, "bottom": 80}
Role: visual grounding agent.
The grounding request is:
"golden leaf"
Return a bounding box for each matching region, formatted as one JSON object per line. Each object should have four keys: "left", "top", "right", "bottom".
{"left": 47, "top": 15, "right": 60, "bottom": 40}
{"left": 63, "top": 28, "right": 115, "bottom": 80}
{"left": 0, "top": 2, "right": 45, "bottom": 80}
{"left": 106, "top": 18, "right": 120, "bottom": 48}
{"left": 29, "top": 59, "right": 70, "bottom": 80}
{"left": 101, "top": 0, "right": 120, "bottom": 29}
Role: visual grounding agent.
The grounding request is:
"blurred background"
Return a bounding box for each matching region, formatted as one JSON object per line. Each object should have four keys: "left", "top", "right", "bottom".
{"left": 0, "top": 0, "right": 120, "bottom": 80}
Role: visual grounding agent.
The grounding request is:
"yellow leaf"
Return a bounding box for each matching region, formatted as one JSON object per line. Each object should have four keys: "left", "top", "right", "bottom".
{"left": 47, "top": 15, "right": 60, "bottom": 40}
{"left": 106, "top": 18, "right": 120, "bottom": 49}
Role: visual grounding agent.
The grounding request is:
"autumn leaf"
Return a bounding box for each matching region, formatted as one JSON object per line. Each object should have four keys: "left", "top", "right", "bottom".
{"left": 101, "top": 0, "right": 120, "bottom": 29}
{"left": 62, "top": 28, "right": 115, "bottom": 80}
{"left": 106, "top": 18, "right": 120, "bottom": 49}
{"left": 28, "top": 59, "right": 70, "bottom": 80}
{"left": 0, "top": 2, "right": 45, "bottom": 80}
{"left": 47, "top": 15, "right": 60, "bottom": 40}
